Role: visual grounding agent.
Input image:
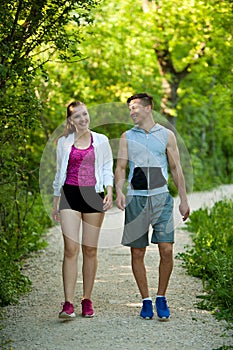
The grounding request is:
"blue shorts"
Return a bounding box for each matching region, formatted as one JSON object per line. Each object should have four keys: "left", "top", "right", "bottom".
{"left": 121, "top": 192, "right": 174, "bottom": 248}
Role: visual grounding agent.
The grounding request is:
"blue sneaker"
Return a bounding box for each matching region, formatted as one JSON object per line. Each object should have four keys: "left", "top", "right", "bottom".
{"left": 140, "top": 300, "right": 154, "bottom": 319}
{"left": 155, "top": 296, "right": 170, "bottom": 321}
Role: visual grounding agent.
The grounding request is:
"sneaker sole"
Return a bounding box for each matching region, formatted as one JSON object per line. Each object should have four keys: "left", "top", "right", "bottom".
{"left": 82, "top": 313, "right": 95, "bottom": 318}
{"left": 140, "top": 316, "right": 153, "bottom": 320}
{"left": 59, "top": 312, "right": 76, "bottom": 319}
{"left": 157, "top": 316, "right": 170, "bottom": 322}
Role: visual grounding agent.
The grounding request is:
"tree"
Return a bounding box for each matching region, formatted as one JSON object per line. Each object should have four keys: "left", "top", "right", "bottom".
{"left": 41, "top": 0, "right": 233, "bottom": 189}
{"left": 141, "top": 0, "right": 232, "bottom": 127}
{"left": 0, "top": 0, "right": 99, "bottom": 306}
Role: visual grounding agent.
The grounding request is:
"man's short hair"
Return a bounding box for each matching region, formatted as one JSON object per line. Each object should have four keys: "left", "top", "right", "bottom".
{"left": 127, "top": 93, "right": 154, "bottom": 108}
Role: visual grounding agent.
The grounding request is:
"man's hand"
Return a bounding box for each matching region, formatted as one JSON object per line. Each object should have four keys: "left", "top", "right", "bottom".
{"left": 179, "top": 201, "right": 190, "bottom": 221}
{"left": 116, "top": 192, "right": 126, "bottom": 211}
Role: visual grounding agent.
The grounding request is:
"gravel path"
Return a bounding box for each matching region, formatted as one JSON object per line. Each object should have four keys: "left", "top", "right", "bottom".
{"left": 1, "top": 185, "right": 233, "bottom": 350}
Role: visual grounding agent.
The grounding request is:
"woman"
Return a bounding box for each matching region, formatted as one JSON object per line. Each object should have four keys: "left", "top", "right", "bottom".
{"left": 52, "top": 101, "right": 113, "bottom": 319}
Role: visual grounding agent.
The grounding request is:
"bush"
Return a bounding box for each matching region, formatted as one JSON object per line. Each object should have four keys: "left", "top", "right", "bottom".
{"left": 178, "top": 199, "right": 233, "bottom": 323}
{"left": 0, "top": 257, "right": 32, "bottom": 307}
{"left": 0, "top": 194, "right": 51, "bottom": 307}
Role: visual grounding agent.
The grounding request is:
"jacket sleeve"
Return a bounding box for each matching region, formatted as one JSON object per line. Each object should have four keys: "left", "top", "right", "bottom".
{"left": 52, "top": 138, "right": 63, "bottom": 196}
{"left": 101, "top": 137, "right": 114, "bottom": 188}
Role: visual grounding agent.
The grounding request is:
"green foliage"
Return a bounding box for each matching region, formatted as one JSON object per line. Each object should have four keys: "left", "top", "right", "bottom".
{"left": 40, "top": 0, "right": 233, "bottom": 191}
{"left": 0, "top": 258, "right": 32, "bottom": 307}
{"left": 0, "top": 194, "right": 51, "bottom": 306}
{"left": 0, "top": 0, "right": 99, "bottom": 90}
{"left": 0, "top": 0, "right": 99, "bottom": 307}
{"left": 178, "top": 200, "right": 233, "bottom": 322}
{"left": 0, "top": 0, "right": 233, "bottom": 308}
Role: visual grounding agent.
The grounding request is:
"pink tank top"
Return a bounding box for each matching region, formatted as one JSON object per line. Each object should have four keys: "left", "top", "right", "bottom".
{"left": 65, "top": 137, "right": 96, "bottom": 187}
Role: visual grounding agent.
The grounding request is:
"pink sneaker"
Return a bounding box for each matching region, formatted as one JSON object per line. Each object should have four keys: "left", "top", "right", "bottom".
{"left": 81, "top": 299, "right": 95, "bottom": 317}
{"left": 59, "top": 301, "right": 76, "bottom": 319}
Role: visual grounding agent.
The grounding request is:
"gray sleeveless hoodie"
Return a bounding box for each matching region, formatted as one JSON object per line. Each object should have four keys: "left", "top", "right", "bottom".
{"left": 126, "top": 123, "right": 169, "bottom": 196}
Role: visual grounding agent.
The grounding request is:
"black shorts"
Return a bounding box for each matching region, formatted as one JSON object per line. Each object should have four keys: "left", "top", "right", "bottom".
{"left": 59, "top": 184, "right": 104, "bottom": 213}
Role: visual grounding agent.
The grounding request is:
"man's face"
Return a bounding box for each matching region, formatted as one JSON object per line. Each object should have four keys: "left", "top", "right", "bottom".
{"left": 128, "top": 98, "right": 149, "bottom": 126}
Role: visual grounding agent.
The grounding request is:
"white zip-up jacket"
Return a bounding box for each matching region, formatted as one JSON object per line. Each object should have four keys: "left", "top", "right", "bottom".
{"left": 53, "top": 131, "right": 114, "bottom": 196}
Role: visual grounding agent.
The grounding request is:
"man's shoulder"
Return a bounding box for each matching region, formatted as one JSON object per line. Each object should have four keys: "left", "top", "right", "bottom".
{"left": 125, "top": 126, "right": 140, "bottom": 136}
{"left": 152, "top": 123, "right": 168, "bottom": 131}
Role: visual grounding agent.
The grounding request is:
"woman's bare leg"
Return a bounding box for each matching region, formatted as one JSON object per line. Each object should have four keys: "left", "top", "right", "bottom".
{"left": 81, "top": 212, "right": 104, "bottom": 299}
{"left": 60, "top": 209, "right": 81, "bottom": 303}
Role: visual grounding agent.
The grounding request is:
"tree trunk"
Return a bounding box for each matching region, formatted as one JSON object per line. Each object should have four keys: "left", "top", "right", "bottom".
{"left": 141, "top": 0, "right": 205, "bottom": 128}
{"left": 155, "top": 45, "right": 190, "bottom": 128}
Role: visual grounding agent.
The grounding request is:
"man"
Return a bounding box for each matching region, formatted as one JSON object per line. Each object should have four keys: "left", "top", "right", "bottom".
{"left": 115, "top": 93, "right": 190, "bottom": 321}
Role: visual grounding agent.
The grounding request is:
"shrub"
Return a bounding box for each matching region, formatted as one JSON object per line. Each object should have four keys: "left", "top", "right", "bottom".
{"left": 0, "top": 257, "right": 32, "bottom": 307}
{"left": 0, "top": 194, "right": 51, "bottom": 307}
{"left": 178, "top": 199, "right": 233, "bottom": 323}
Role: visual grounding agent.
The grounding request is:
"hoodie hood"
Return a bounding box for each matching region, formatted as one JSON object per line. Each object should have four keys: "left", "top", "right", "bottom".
{"left": 131, "top": 123, "right": 164, "bottom": 134}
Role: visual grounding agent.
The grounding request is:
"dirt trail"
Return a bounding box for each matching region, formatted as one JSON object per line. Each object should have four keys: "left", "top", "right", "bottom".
{"left": 1, "top": 185, "right": 233, "bottom": 350}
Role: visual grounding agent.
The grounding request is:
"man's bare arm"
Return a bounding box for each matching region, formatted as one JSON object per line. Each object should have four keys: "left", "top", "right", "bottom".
{"left": 166, "top": 130, "right": 190, "bottom": 221}
{"left": 115, "top": 133, "right": 128, "bottom": 210}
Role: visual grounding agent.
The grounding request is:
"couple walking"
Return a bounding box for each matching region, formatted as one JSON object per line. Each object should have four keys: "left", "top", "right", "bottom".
{"left": 52, "top": 93, "right": 190, "bottom": 321}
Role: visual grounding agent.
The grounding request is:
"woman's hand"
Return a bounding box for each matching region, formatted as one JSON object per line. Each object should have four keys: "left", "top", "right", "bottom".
{"left": 52, "top": 207, "right": 60, "bottom": 222}
{"left": 52, "top": 196, "right": 60, "bottom": 221}
{"left": 103, "top": 193, "right": 113, "bottom": 211}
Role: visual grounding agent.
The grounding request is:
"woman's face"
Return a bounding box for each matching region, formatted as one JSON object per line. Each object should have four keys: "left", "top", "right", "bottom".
{"left": 70, "top": 105, "right": 90, "bottom": 131}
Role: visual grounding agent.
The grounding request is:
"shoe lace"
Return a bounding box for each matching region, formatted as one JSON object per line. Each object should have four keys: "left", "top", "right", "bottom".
{"left": 158, "top": 298, "right": 167, "bottom": 310}
{"left": 61, "top": 301, "right": 73, "bottom": 313}
{"left": 144, "top": 300, "right": 152, "bottom": 311}
{"left": 82, "top": 299, "right": 92, "bottom": 311}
